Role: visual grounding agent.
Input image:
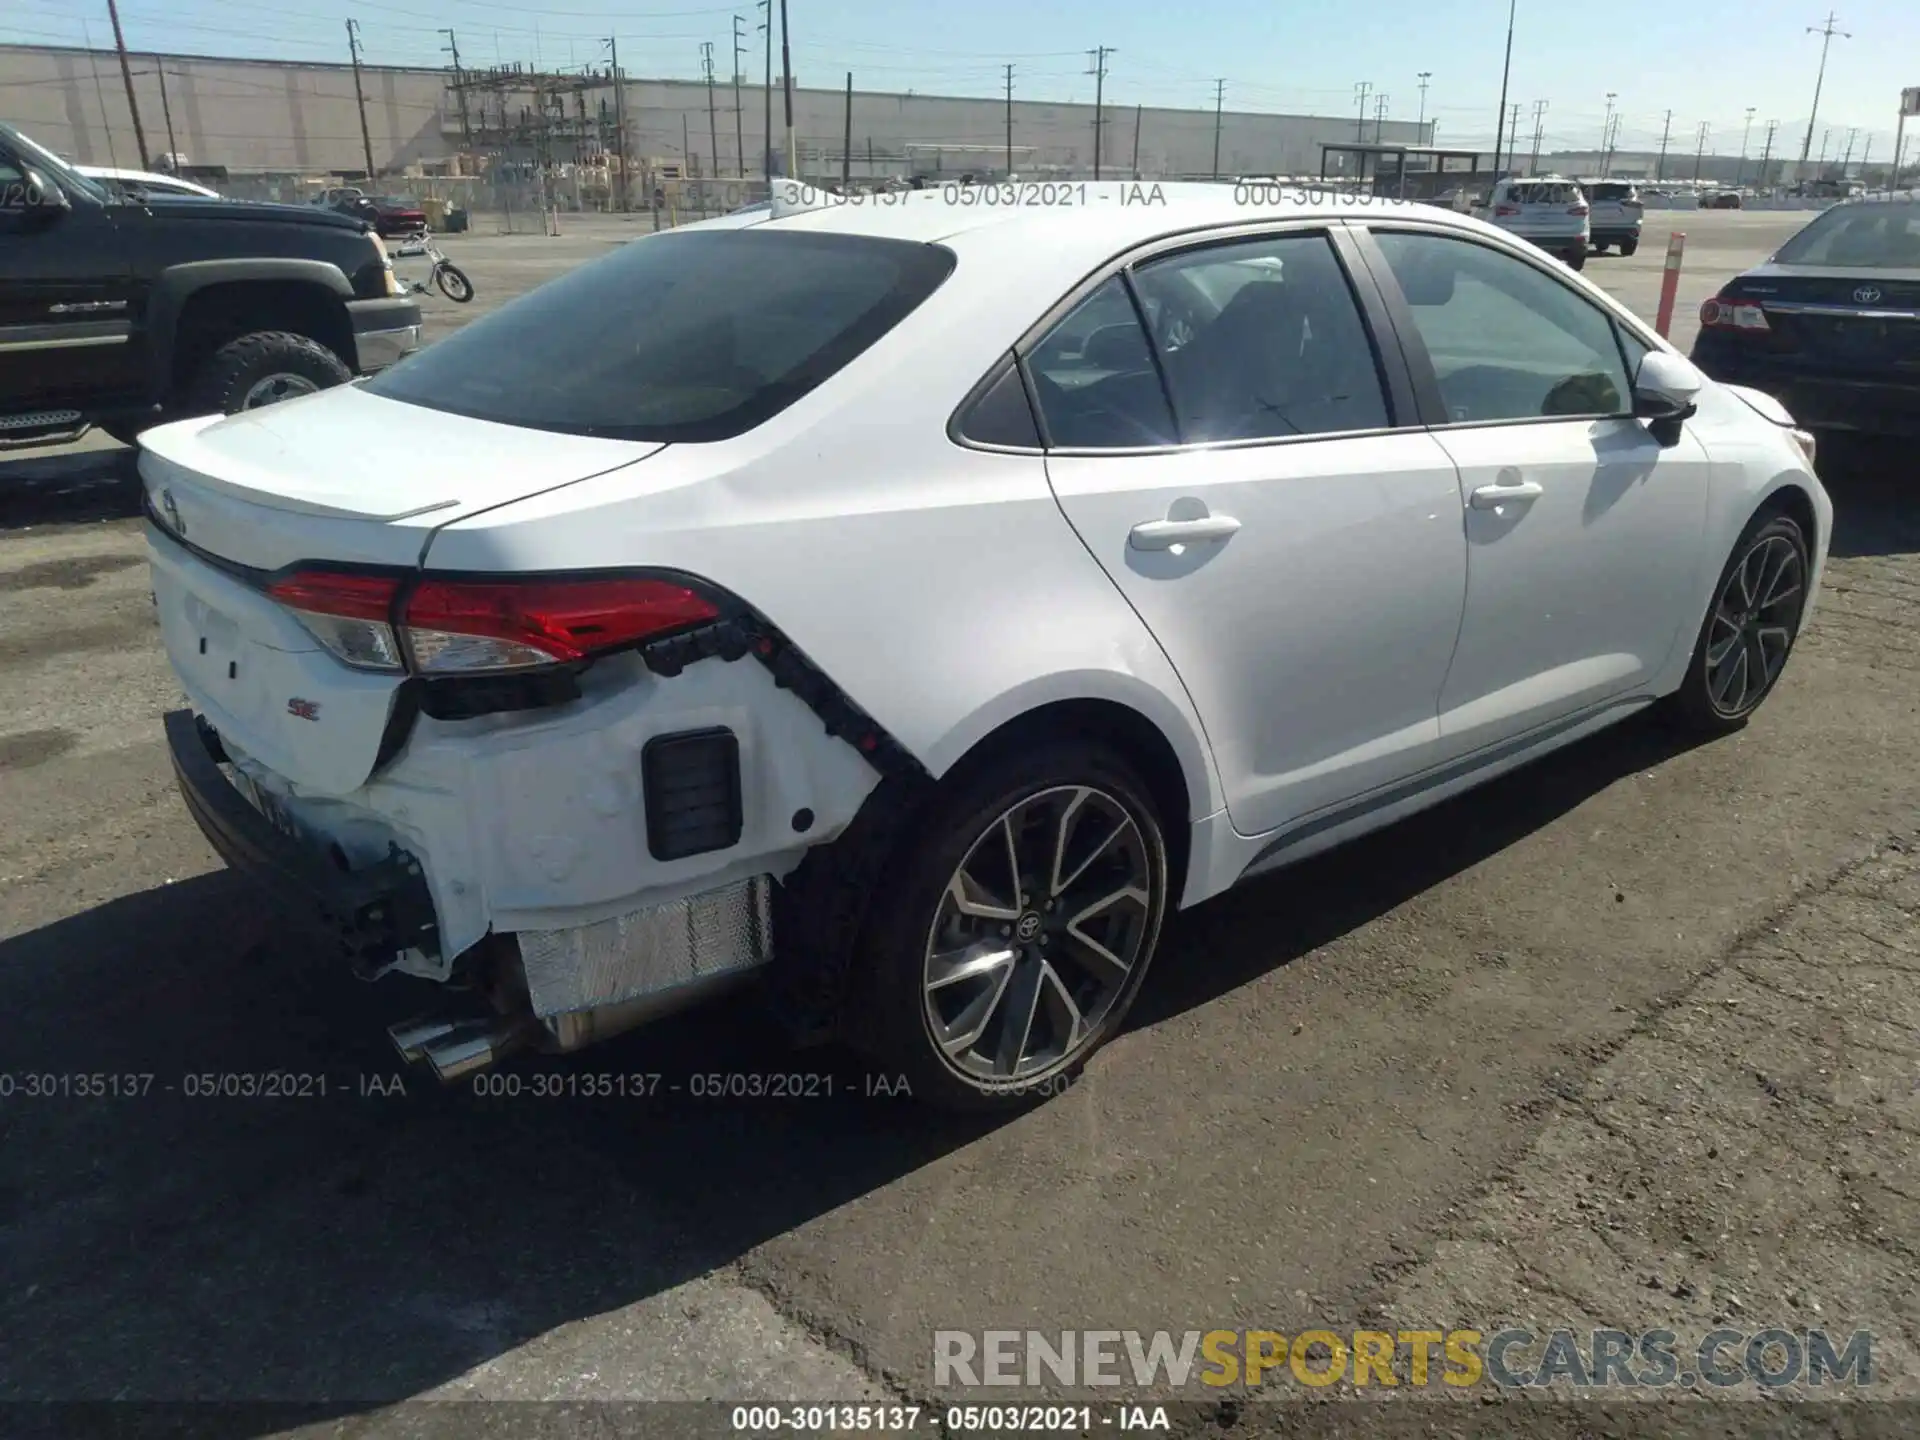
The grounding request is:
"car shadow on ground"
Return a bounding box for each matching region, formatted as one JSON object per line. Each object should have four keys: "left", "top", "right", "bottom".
{"left": 0, "top": 443, "right": 141, "bottom": 531}
{"left": 0, "top": 708, "right": 1715, "bottom": 1425}
{"left": 1819, "top": 438, "right": 1919, "bottom": 559}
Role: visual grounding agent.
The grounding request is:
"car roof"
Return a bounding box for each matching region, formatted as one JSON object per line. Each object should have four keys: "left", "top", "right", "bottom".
{"left": 751, "top": 181, "right": 1475, "bottom": 258}
{"left": 74, "top": 164, "right": 218, "bottom": 194}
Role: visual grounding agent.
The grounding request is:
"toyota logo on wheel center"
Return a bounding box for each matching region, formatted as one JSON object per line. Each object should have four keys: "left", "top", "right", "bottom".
{"left": 1015, "top": 912, "right": 1043, "bottom": 942}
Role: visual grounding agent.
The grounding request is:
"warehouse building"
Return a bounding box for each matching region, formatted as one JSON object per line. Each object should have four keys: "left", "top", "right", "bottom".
{"left": 0, "top": 41, "right": 1429, "bottom": 190}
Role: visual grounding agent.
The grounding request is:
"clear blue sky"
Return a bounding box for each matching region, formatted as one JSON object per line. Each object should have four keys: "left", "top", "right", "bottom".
{"left": 7, "top": 0, "right": 1917, "bottom": 163}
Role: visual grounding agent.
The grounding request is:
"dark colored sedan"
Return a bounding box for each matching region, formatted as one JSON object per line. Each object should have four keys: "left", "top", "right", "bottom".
{"left": 1690, "top": 198, "right": 1920, "bottom": 438}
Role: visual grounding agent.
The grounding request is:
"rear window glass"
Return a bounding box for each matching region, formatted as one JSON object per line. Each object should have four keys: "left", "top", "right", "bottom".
{"left": 365, "top": 229, "right": 957, "bottom": 441}
{"left": 1772, "top": 202, "right": 1920, "bottom": 270}
{"left": 1511, "top": 182, "right": 1580, "bottom": 205}
{"left": 1590, "top": 183, "right": 1634, "bottom": 202}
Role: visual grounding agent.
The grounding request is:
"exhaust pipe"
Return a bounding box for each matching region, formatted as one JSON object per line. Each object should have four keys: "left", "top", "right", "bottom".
{"left": 388, "top": 1014, "right": 536, "bottom": 1083}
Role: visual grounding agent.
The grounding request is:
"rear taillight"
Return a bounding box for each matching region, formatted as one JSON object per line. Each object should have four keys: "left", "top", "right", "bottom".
{"left": 267, "top": 570, "right": 719, "bottom": 676}
{"left": 1494, "top": 203, "right": 1520, "bottom": 216}
{"left": 1568, "top": 204, "right": 1589, "bottom": 216}
{"left": 1699, "top": 295, "right": 1771, "bottom": 332}
{"left": 402, "top": 576, "right": 718, "bottom": 673}
{"left": 268, "top": 570, "right": 405, "bottom": 672}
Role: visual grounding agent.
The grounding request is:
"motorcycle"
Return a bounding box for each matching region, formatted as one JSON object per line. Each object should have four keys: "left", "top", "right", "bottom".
{"left": 380, "top": 217, "right": 474, "bottom": 303}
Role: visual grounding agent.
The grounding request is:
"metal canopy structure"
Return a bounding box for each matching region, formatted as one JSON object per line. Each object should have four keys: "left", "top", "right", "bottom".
{"left": 1319, "top": 141, "right": 1487, "bottom": 198}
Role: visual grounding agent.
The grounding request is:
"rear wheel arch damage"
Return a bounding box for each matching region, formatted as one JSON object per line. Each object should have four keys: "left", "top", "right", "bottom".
{"left": 767, "top": 692, "right": 1198, "bottom": 1056}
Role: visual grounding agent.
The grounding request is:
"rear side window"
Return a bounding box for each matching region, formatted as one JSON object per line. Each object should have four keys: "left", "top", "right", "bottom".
{"left": 1026, "top": 277, "right": 1179, "bottom": 448}
{"left": 365, "top": 230, "right": 956, "bottom": 441}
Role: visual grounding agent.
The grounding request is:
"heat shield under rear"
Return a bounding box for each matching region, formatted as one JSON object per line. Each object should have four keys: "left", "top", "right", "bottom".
{"left": 515, "top": 875, "right": 774, "bottom": 1018}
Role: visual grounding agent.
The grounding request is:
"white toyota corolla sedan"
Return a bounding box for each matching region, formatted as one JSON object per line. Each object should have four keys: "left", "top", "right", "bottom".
{"left": 141, "top": 180, "right": 1830, "bottom": 1110}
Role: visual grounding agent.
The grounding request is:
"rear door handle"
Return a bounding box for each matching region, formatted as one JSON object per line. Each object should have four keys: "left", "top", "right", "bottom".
{"left": 1468, "top": 480, "right": 1544, "bottom": 509}
{"left": 1128, "top": 516, "right": 1242, "bottom": 550}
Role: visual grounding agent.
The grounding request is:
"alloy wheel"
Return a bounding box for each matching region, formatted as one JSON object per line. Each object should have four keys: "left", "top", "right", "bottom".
{"left": 242, "top": 373, "right": 321, "bottom": 409}
{"left": 1705, "top": 533, "right": 1805, "bottom": 718}
{"left": 922, "top": 785, "right": 1156, "bottom": 1082}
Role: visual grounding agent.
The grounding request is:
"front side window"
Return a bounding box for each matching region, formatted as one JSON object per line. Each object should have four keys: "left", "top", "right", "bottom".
{"left": 1370, "top": 230, "right": 1632, "bottom": 425}
{"left": 1134, "top": 233, "right": 1390, "bottom": 442}
{"left": 365, "top": 229, "right": 955, "bottom": 442}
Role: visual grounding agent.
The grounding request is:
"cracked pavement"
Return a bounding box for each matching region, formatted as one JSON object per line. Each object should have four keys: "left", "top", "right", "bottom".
{"left": 2, "top": 212, "right": 1917, "bottom": 1437}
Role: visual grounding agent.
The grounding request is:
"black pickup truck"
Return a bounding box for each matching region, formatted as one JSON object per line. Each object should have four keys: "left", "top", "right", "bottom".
{"left": 1, "top": 120, "right": 421, "bottom": 448}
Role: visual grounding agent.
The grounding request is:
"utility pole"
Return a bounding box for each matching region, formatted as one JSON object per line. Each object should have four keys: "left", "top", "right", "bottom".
{"left": 759, "top": 1, "right": 772, "bottom": 179}
{"left": 779, "top": 0, "right": 795, "bottom": 178}
{"left": 1510, "top": 102, "right": 1523, "bottom": 169}
{"left": 1733, "top": 106, "right": 1754, "bottom": 185}
{"left": 1841, "top": 124, "right": 1859, "bottom": 175}
{"left": 1004, "top": 63, "right": 1014, "bottom": 175}
{"left": 1211, "top": 79, "right": 1225, "bottom": 179}
{"left": 1416, "top": 71, "right": 1432, "bottom": 134}
{"left": 1601, "top": 93, "right": 1617, "bottom": 175}
{"left": 153, "top": 60, "right": 179, "bottom": 170}
{"left": 346, "top": 19, "right": 376, "bottom": 180}
{"left": 1353, "top": 80, "right": 1372, "bottom": 143}
{"left": 1492, "top": 0, "right": 1516, "bottom": 176}
{"left": 701, "top": 41, "right": 720, "bottom": 181}
{"left": 1655, "top": 109, "right": 1672, "bottom": 180}
{"left": 1693, "top": 120, "right": 1710, "bottom": 181}
{"left": 1131, "top": 103, "right": 1142, "bottom": 178}
{"left": 1088, "top": 47, "right": 1112, "bottom": 179}
{"left": 1090, "top": 48, "right": 1121, "bottom": 179}
{"left": 732, "top": 15, "right": 747, "bottom": 176}
{"left": 841, "top": 72, "right": 852, "bottom": 187}
{"left": 1758, "top": 119, "right": 1778, "bottom": 188}
{"left": 1529, "top": 99, "right": 1547, "bottom": 173}
{"left": 104, "top": 0, "right": 151, "bottom": 167}
{"left": 439, "top": 30, "right": 471, "bottom": 148}
{"left": 1798, "top": 11, "right": 1850, "bottom": 174}
{"left": 1859, "top": 132, "right": 1871, "bottom": 182}
{"left": 1375, "top": 93, "right": 1389, "bottom": 144}
{"left": 1606, "top": 112, "right": 1623, "bottom": 175}
{"left": 606, "top": 36, "right": 628, "bottom": 210}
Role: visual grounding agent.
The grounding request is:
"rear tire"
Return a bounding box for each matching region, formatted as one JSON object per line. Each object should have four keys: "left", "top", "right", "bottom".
{"left": 848, "top": 740, "right": 1170, "bottom": 1112}
{"left": 188, "top": 331, "right": 351, "bottom": 417}
{"left": 1564, "top": 245, "right": 1588, "bottom": 271}
{"left": 1664, "top": 510, "right": 1810, "bottom": 736}
{"left": 1591, "top": 242, "right": 1610, "bottom": 256}
{"left": 1619, "top": 238, "right": 1639, "bottom": 257}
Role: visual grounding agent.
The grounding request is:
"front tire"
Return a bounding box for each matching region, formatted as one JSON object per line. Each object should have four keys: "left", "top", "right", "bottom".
{"left": 1665, "top": 510, "right": 1810, "bottom": 735}
{"left": 850, "top": 741, "right": 1170, "bottom": 1112}
{"left": 434, "top": 262, "right": 474, "bottom": 303}
{"left": 188, "top": 331, "right": 352, "bottom": 416}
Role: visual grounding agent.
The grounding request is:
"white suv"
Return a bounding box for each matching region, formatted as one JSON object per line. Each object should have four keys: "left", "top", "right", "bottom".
{"left": 1582, "top": 179, "right": 1644, "bottom": 256}
{"left": 1477, "top": 176, "right": 1591, "bottom": 269}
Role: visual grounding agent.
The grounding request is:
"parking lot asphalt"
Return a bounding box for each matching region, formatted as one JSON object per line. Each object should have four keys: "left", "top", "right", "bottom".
{"left": 2, "top": 209, "right": 1918, "bottom": 1434}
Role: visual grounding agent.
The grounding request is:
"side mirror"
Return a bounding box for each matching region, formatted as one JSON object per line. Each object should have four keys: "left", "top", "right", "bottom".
{"left": 1632, "top": 349, "right": 1702, "bottom": 444}
{"left": 16, "top": 167, "right": 71, "bottom": 225}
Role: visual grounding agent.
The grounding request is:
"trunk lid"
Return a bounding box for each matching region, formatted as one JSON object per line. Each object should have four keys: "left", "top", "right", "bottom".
{"left": 1723, "top": 263, "right": 1920, "bottom": 374}
{"left": 139, "top": 384, "right": 663, "bottom": 571}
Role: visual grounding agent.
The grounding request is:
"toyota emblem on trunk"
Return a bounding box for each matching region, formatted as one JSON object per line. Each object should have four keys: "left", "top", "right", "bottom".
{"left": 160, "top": 487, "right": 185, "bottom": 536}
{"left": 1854, "top": 285, "right": 1883, "bottom": 304}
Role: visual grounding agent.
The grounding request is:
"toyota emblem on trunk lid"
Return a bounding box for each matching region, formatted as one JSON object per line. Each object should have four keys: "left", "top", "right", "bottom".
{"left": 1854, "top": 285, "right": 1882, "bottom": 304}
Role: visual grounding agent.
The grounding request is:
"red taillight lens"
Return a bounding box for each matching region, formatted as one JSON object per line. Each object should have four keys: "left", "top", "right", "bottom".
{"left": 268, "top": 570, "right": 405, "bottom": 671}
{"left": 402, "top": 576, "right": 720, "bottom": 673}
{"left": 1699, "top": 296, "right": 1771, "bottom": 332}
{"left": 1568, "top": 204, "right": 1589, "bottom": 216}
{"left": 266, "top": 570, "right": 720, "bottom": 676}
{"left": 1494, "top": 203, "right": 1520, "bottom": 216}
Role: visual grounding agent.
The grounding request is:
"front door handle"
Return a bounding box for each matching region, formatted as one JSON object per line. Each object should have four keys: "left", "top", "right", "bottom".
{"left": 1128, "top": 515, "right": 1242, "bottom": 550}
{"left": 1468, "top": 480, "right": 1544, "bottom": 510}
